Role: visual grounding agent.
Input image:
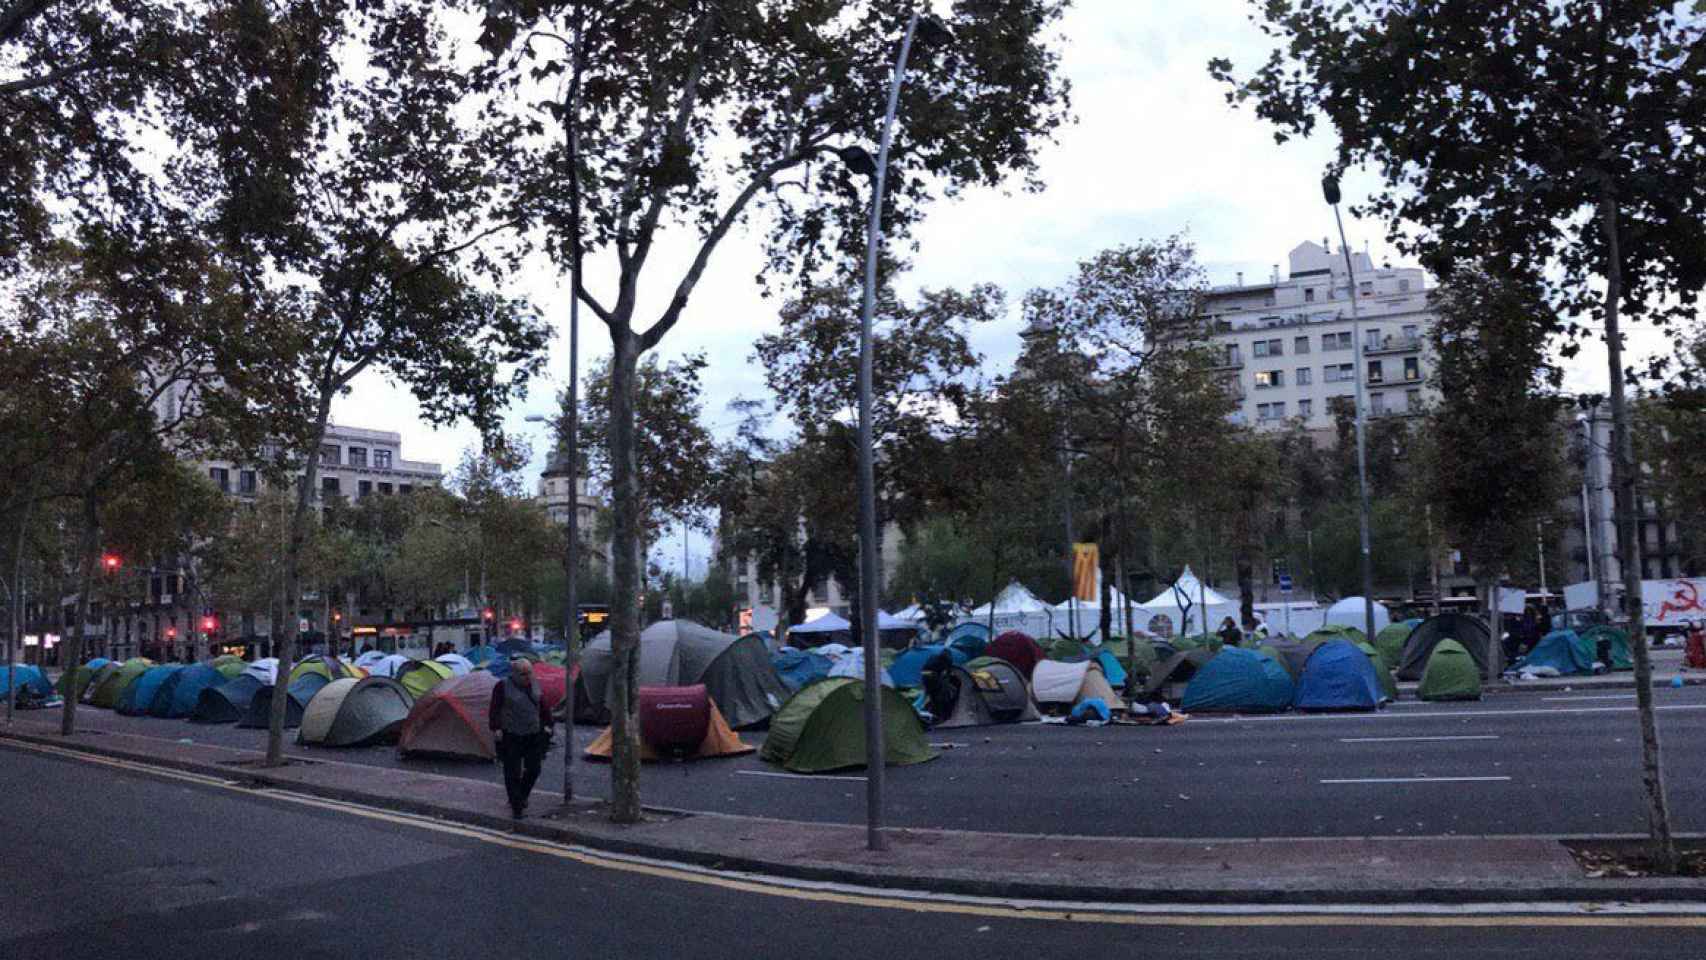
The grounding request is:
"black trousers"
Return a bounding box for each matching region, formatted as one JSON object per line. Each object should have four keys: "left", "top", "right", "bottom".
{"left": 498, "top": 731, "right": 548, "bottom": 812}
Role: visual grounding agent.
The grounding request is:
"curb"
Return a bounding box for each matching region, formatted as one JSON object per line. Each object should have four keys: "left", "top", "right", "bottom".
{"left": 6, "top": 727, "right": 1706, "bottom": 906}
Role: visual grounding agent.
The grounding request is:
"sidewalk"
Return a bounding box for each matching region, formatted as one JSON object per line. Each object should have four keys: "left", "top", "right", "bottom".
{"left": 4, "top": 712, "right": 1703, "bottom": 905}
{"left": 1397, "top": 646, "right": 1700, "bottom": 696}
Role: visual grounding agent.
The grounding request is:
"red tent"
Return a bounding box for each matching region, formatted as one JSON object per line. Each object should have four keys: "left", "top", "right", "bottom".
{"left": 398, "top": 672, "right": 500, "bottom": 760}
{"left": 985, "top": 631, "right": 1044, "bottom": 680}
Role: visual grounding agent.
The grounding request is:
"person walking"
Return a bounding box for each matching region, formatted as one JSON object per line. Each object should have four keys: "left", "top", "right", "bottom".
{"left": 489, "top": 657, "right": 552, "bottom": 819}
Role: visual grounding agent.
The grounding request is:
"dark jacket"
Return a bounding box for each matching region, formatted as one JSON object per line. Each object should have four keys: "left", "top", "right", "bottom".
{"left": 488, "top": 679, "right": 552, "bottom": 733}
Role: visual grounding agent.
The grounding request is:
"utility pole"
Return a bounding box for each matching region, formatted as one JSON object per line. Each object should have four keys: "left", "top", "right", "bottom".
{"left": 1426, "top": 505, "right": 1441, "bottom": 619}
{"left": 1324, "top": 175, "right": 1377, "bottom": 646}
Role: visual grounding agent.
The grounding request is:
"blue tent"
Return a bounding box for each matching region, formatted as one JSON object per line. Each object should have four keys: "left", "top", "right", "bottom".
{"left": 944, "top": 622, "right": 991, "bottom": 660}
{"left": 1293, "top": 639, "right": 1384, "bottom": 711}
{"left": 1521, "top": 629, "right": 1596, "bottom": 676}
{"left": 463, "top": 644, "right": 498, "bottom": 666}
{"left": 118, "top": 665, "right": 183, "bottom": 716}
{"left": 84, "top": 657, "right": 113, "bottom": 673}
{"left": 237, "top": 672, "right": 331, "bottom": 729}
{"left": 1183, "top": 648, "right": 1295, "bottom": 713}
{"left": 150, "top": 663, "right": 228, "bottom": 719}
{"left": 772, "top": 649, "right": 832, "bottom": 692}
{"left": 191, "top": 674, "right": 264, "bottom": 724}
{"left": 1092, "top": 649, "right": 1128, "bottom": 689}
{"left": 889, "top": 644, "right": 969, "bottom": 688}
{"left": 0, "top": 664, "right": 53, "bottom": 698}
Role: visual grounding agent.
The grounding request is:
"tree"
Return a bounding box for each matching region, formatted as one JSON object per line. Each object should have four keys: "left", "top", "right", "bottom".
{"left": 1637, "top": 328, "right": 1706, "bottom": 573}
{"left": 1215, "top": 1, "right": 1706, "bottom": 869}
{"left": 480, "top": 0, "right": 1071, "bottom": 824}
{"left": 191, "top": 0, "right": 550, "bottom": 766}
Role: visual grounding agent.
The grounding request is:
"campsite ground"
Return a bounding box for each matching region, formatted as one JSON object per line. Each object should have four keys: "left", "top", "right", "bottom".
{"left": 27, "top": 680, "right": 1706, "bottom": 840}
{"left": 2, "top": 745, "right": 1698, "bottom": 959}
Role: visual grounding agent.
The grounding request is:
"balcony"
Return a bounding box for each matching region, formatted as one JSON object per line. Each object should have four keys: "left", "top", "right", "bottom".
{"left": 1365, "top": 334, "right": 1424, "bottom": 356}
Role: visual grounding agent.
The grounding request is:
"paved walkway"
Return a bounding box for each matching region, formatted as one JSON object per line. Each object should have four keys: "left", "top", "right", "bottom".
{"left": 4, "top": 711, "right": 1703, "bottom": 904}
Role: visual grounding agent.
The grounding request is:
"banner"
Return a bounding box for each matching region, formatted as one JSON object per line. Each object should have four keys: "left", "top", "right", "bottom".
{"left": 1072, "top": 543, "right": 1098, "bottom": 602}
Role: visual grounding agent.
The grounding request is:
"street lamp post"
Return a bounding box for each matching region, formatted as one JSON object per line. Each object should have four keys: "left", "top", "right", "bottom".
{"left": 843, "top": 10, "right": 952, "bottom": 854}
{"left": 1322, "top": 175, "right": 1376, "bottom": 648}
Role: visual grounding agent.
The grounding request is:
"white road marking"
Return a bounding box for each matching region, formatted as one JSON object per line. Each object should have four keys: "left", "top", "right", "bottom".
{"left": 1338, "top": 735, "right": 1500, "bottom": 743}
{"left": 1542, "top": 694, "right": 1635, "bottom": 702}
{"left": 1320, "top": 776, "right": 1512, "bottom": 785}
{"left": 735, "top": 769, "right": 866, "bottom": 782}
{"left": 1194, "top": 703, "right": 1706, "bottom": 723}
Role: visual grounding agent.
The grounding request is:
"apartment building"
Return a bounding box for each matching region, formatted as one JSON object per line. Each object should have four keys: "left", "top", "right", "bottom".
{"left": 1205, "top": 240, "right": 1436, "bottom": 437}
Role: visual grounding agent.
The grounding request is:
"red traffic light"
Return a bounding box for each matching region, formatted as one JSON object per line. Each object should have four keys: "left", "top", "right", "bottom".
{"left": 508, "top": 618, "right": 523, "bottom": 631}
{"left": 201, "top": 616, "right": 217, "bottom": 632}
{"left": 101, "top": 554, "right": 121, "bottom": 571}
{"left": 165, "top": 627, "right": 177, "bottom": 639}
{"left": 483, "top": 608, "right": 495, "bottom": 621}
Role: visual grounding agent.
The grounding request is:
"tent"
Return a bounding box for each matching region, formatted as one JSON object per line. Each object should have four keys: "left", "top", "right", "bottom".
{"left": 584, "top": 693, "right": 753, "bottom": 762}
{"left": 876, "top": 610, "right": 924, "bottom": 649}
{"left": 1293, "top": 639, "right": 1384, "bottom": 711}
{"left": 208, "top": 655, "right": 245, "bottom": 679}
{"left": 889, "top": 644, "right": 969, "bottom": 688}
{"left": 1031, "top": 660, "right": 1123, "bottom": 711}
{"left": 1354, "top": 641, "right": 1400, "bottom": 702}
{"left": 925, "top": 657, "right": 1039, "bottom": 728}
{"left": 396, "top": 659, "right": 454, "bottom": 702}
{"left": 1093, "top": 649, "right": 1128, "bottom": 689}
{"left": 80, "top": 662, "right": 122, "bottom": 703}
{"left": 984, "top": 631, "right": 1044, "bottom": 680}
{"left": 1396, "top": 613, "right": 1492, "bottom": 681}
{"left": 1305, "top": 624, "right": 1365, "bottom": 646}
{"left": 1324, "top": 596, "right": 1392, "bottom": 634}
{"left": 759, "top": 678, "right": 936, "bottom": 773}
{"left": 242, "top": 658, "right": 279, "bottom": 685}
{"left": 191, "top": 674, "right": 265, "bottom": 724}
{"left": 398, "top": 671, "right": 501, "bottom": 760}
{"left": 1139, "top": 648, "right": 1216, "bottom": 697}
{"left": 1520, "top": 629, "right": 1596, "bottom": 676}
{"left": 943, "top": 621, "right": 991, "bottom": 660}
{"left": 965, "top": 581, "right": 1056, "bottom": 640}
{"left": 289, "top": 655, "right": 361, "bottom": 685}
{"left": 354, "top": 650, "right": 390, "bottom": 671}
{"left": 150, "top": 663, "right": 231, "bottom": 719}
{"left": 362, "top": 654, "right": 413, "bottom": 678}
{"left": 1418, "top": 639, "right": 1482, "bottom": 701}
{"left": 1373, "top": 621, "right": 1417, "bottom": 668}
{"left": 238, "top": 672, "right": 332, "bottom": 729}
{"left": 825, "top": 648, "right": 894, "bottom": 687}
{"left": 772, "top": 649, "right": 833, "bottom": 692}
{"left": 118, "top": 665, "right": 183, "bottom": 716}
{"left": 463, "top": 644, "right": 498, "bottom": 666}
{"left": 0, "top": 663, "right": 53, "bottom": 699}
{"left": 89, "top": 658, "right": 152, "bottom": 708}
{"left": 56, "top": 663, "right": 102, "bottom": 701}
{"left": 579, "top": 620, "right": 790, "bottom": 729}
{"left": 1182, "top": 648, "right": 1295, "bottom": 713}
{"left": 1138, "top": 566, "right": 1238, "bottom": 638}
{"left": 1581, "top": 625, "right": 1633, "bottom": 671}
{"left": 434, "top": 652, "right": 474, "bottom": 676}
{"left": 1047, "top": 637, "right": 1089, "bottom": 662}
{"left": 532, "top": 662, "right": 569, "bottom": 714}
{"left": 788, "top": 611, "right": 852, "bottom": 644}
{"left": 298, "top": 676, "right": 413, "bottom": 747}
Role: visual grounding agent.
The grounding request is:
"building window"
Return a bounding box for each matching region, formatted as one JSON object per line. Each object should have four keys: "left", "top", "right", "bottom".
{"left": 1367, "top": 359, "right": 1384, "bottom": 384}
{"left": 1370, "top": 392, "right": 1387, "bottom": 415}
{"left": 1404, "top": 357, "right": 1421, "bottom": 381}
{"left": 399, "top": 484, "right": 413, "bottom": 495}
{"left": 1256, "top": 401, "right": 1287, "bottom": 421}
{"left": 1294, "top": 336, "right": 1310, "bottom": 355}
{"left": 1406, "top": 389, "right": 1423, "bottom": 411}
{"left": 239, "top": 470, "right": 257, "bottom": 494}
{"left": 377, "top": 482, "right": 393, "bottom": 495}
{"left": 1399, "top": 279, "right": 1412, "bottom": 293}
{"left": 1323, "top": 332, "right": 1352, "bottom": 351}
{"left": 1295, "top": 367, "right": 1313, "bottom": 386}
{"left": 374, "top": 449, "right": 393, "bottom": 470}
{"left": 319, "top": 444, "right": 340, "bottom": 466}
{"left": 209, "top": 467, "right": 230, "bottom": 493}
{"left": 1402, "top": 324, "right": 1418, "bottom": 342}
{"left": 347, "top": 447, "right": 368, "bottom": 468}
{"left": 1253, "top": 338, "right": 1283, "bottom": 358}
{"left": 1324, "top": 363, "right": 1354, "bottom": 383}
{"left": 358, "top": 480, "right": 372, "bottom": 498}
{"left": 1365, "top": 328, "right": 1382, "bottom": 349}
{"left": 1220, "top": 344, "right": 1242, "bottom": 366}
{"left": 321, "top": 477, "right": 340, "bottom": 497}
{"left": 1298, "top": 399, "right": 1313, "bottom": 419}
{"left": 1304, "top": 288, "right": 1316, "bottom": 303}
{"left": 1359, "top": 280, "right": 1373, "bottom": 296}
{"left": 1254, "top": 370, "right": 1284, "bottom": 389}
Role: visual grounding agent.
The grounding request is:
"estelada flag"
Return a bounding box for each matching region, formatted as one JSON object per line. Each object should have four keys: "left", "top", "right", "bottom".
{"left": 1072, "top": 543, "right": 1098, "bottom": 602}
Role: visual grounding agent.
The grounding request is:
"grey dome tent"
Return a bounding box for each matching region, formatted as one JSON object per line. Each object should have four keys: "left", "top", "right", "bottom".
{"left": 1139, "top": 648, "right": 1215, "bottom": 698}
{"left": 1396, "top": 613, "right": 1492, "bottom": 681}
{"left": 191, "top": 674, "right": 264, "bottom": 724}
{"left": 298, "top": 676, "right": 413, "bottom": 747}
{"left": 925, "top": 656, "right": 1039, "bottom": 728}
{"left": 238, "top": 673, "right": 332, "bottom": 729}
{"left": 578, "top": 620, "right": 790, "bottom": 729}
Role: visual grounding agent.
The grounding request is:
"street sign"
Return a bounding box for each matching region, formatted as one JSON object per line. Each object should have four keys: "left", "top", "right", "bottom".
{"left": 1278, "top": 574, "right": 1293, "bottom": 594}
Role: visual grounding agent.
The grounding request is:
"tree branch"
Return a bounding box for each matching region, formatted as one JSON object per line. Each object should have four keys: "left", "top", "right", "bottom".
{"left": 0, "top": 56, "right": 133, "bottom": 97}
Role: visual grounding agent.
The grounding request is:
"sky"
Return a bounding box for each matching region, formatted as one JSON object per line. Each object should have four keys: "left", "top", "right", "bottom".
{"left": 329, "top": 0, "right": 1673, "bottom": 576}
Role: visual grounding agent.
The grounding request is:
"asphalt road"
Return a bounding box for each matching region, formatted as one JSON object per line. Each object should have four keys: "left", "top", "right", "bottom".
{"left": 56, "top": 684, "right": 1706, "bottom": 839}
{"left": 2, "top": 747, "right": 1700, "bottom": 959}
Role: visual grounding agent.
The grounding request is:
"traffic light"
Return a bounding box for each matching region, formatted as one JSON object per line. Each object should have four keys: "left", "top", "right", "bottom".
{"left": 201, "top": 615, "right": 217, "bottom": 632}
{"left": 165, "top": 626, "right": 177, "bottom": 640}
{"left": 483, "top": 607, "right": 495, "bottom": 621}
{"left": 101, "top": 554, "right": 121, "bottom": 572}
{"left": 509, "top": 617, "right": 523, "bottom": 632}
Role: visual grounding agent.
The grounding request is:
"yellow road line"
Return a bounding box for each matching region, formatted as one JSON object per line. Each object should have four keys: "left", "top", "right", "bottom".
{"left": 8, "top": 736, "right": 1706, "bottom": 929}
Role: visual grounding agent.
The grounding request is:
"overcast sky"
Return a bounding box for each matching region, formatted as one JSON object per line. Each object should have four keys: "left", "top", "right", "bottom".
{"left": 331, "top": 0, "right": 1669, "bottom": 575}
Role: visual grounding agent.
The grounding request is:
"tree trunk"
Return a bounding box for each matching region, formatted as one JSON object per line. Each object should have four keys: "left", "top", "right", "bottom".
{"left": 60, "top": 493, "right": 100, "bottom": 736}
{"left": 8, "top": 479, "right": 38, "bottom": 724}
{"left": 1478, "top": 575, "right": 1498, "bottom": 682}
{"left": 1600, "top": 192, "right": 1676, "bottom": 871}
{"left": 267, "top": 404, "right": 331, "bottom": 766}
{"left": 1237, "top": 554, "right": 1255, "bottom": 631}
{"left": 1098, "top": 515, "right": 1113, "bottom": 642}
{"left": 606, "top": 328, "right": 643, "bottom": 823}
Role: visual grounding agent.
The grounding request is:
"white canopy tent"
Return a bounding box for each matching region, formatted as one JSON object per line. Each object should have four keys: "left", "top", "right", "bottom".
{"left": 876, "top": 610, "right": 920, "bottom": 631}
{"left": 788, "top": 611, "right": 852, "bottom": 636}
{"left": 963, "top": 581, "right": 1056, "bottom": 640}
{"left": 1323, "top": 596, "right": 1392, "bottom": 634}
{"left": 1052, "top": 586, "right": 1140, "bottom": 642}
{"left": 1138, "top": 566, "right": 1239, "bottom": 638}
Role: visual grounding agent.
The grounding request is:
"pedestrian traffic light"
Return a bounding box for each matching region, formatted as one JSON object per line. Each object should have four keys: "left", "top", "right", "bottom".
{"left": 101, "top": 554, "right": 121, "bottom": 571}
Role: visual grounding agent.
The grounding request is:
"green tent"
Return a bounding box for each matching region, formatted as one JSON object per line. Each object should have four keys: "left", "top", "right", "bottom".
{"left": 1354, "top": 640, "right": 1399, "bottom": 702}
{"left": 1306, "top": 624, "right": 1366, "bottom": 647}
{"left": 1581, "top": 625, "right": 1633, "bottom": 671}
{"left": 1418, "top": 639, "right": 1482, "bottom": 701}
{"left": 209, "top": 655, "right": 246, "bottom": 679}
{"left": 1048, "top": 637, "right": 1087, "bottom": 662}
{"left": 89, "top": 657, "right": 152, "bottom": 709}
{"left": 1170, "top": 633, "right": 1224, "bottom": 655}
{"left": 760, "top": 677, "right": 936, "bottom": 773}
{"left": 58, "top": 664, "right": 98, "bottom": 701}
{"left": 1373, "top": 622, "right": 1415, "bottom": 668}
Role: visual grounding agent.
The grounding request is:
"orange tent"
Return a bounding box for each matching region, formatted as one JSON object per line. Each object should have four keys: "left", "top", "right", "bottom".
{"left": 583, "top": 698, "right": 753, "bottom": 762}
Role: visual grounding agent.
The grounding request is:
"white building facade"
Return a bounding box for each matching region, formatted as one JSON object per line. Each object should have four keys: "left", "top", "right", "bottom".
{"left": 1204, "top": 241, "right": 1436, "bottom": 437}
